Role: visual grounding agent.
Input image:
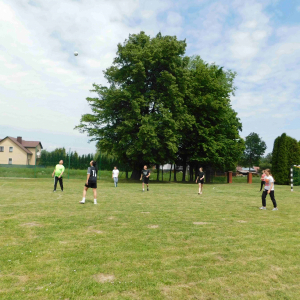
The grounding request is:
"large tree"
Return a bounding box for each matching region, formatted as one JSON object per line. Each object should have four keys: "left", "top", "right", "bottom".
{"left": 177, "top": 56, "right": 244, "bottom": 180}
{"left": 76, "top": 32, "right": 190, "bottom": 179}
{"left": 272, "top": 133, "right": 300, "bottom": 184}
{"left": 76, "top": 32, "right": 244, "bottom": 179}
{"left": 240, "top": 132, "right": 266, "bottom": 170}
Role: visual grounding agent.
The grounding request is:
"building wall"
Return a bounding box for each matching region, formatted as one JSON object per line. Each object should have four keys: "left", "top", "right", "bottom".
{"left": 27, "top": 145, "right": 42, "bottom": 165}
{"left": 0, "top": 139, "right": 28, "bottom": 165}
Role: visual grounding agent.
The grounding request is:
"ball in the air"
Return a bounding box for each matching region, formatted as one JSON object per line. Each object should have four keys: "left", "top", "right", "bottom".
{"left": 74, "top": 51, "right": 78, "bottom": 56}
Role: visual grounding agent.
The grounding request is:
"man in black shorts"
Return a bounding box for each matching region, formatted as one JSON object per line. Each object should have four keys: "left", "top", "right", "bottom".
{"left": 195, "top": 167, "right": 205, "bottom": 195}
{"left": 140, "top": 165, "right": 150, "bottom": 192}
{"left": 79, "top": 160, "right": 98, "bottom": 204}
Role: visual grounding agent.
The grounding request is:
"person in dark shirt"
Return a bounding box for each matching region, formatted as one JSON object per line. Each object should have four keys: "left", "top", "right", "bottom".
{"left": 79, "top": 160, "right": 98, "bottom": 204}
{"left": 196, "top": 167, "right": 205, "bottom": 195}
{"left": 140, "top": 165, "right": 151, "bottom": 192}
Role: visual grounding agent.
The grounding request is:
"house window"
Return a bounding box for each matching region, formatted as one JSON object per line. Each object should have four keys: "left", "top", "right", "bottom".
{"left": 8, "top": 158, "right": 12, "bottom": 165}
{"left": 9, "top": 147, "right": 13, "bottom": 152}
{"left": 0, "top": 146, "right": 4, "bottom": 152}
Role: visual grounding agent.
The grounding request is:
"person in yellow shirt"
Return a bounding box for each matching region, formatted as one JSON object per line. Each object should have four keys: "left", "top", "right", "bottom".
{"left": 52, "top": 160, "right": 65, "bottom": 192}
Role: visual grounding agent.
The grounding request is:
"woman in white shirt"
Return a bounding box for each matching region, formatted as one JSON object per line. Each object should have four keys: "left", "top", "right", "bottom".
{"left": 260, "top": 169, "right": 278, "bottom": 211}
{"left": 112, "top": 166, "right": 119, "bottom": 187}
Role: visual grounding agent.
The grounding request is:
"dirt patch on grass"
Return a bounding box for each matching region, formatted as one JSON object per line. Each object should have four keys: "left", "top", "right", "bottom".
{"left": 59, "top": 241, "right": 68, "bottom": 244}
{"left": 148, "top": 225, "right": 159, "bottom": 229}
{"left": 237, "top": 220, "right": 247, "bottom": 223}
{"left": 87, "top": 227, "right": 103, "bottom": 234}
{"left": 21, "top": 222, "right": 42, "bottom": 227}
{"left": 93, "top": 273, "right": 115, "bottom": 283}
{"left": 193, "top": 222, "right": 209, "bottom": 225}
{"left": 108, "top": 216, "right": 115, "bottom": 220}
{"left": 17, "top": 275, "right": 29, "bottom": 283}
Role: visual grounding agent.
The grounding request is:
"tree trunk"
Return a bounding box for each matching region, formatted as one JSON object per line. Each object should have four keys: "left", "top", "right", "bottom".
{"left": 189, "top": 163, "right": 193, "bottom": 182}
{"left": 131, "top": 169, "right": 141, "bottom": 180}
{"left": 169, "top": 164, "right": 173, "bottom": 181}
{"left": 174, "top": 164, "right": 177, "bottom": 181}
{"left": 156, "top": 164, "right": 159, "bottom": 181}
{"left": 182, "top": 160, "right": 187, "bottom": 181}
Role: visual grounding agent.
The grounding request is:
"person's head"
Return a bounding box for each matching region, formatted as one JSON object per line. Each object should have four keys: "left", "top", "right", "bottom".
{"left": 265, "top": 169, "right": 270, "bottom": 176}
{"left": 90, "top": 160, "right": 97, "bottom": 167}
{"left": 199, "top": 167, "right": 203, "bottom": 172}
{"left": 114, "top": 166, "right": 117, "bottom": 170}
{"left": 59, "top": 160, "right": 63, "bottom": 165}
{"left": 144, "top": 165, "right": 147, "bottom": 170}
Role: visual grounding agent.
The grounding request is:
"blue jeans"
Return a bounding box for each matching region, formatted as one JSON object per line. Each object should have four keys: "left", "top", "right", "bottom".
{"left": 114, "top": 177, "right": 118, "bottom": 187}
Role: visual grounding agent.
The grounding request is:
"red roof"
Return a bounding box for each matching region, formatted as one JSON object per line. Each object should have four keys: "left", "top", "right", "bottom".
{"left": 0, "top": 137, "right": 43, "bottom": 154}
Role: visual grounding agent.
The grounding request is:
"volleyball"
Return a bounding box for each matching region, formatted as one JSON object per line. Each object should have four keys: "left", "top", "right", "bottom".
{"left": 74, "top": 51, "right": 78, "bottom": 56}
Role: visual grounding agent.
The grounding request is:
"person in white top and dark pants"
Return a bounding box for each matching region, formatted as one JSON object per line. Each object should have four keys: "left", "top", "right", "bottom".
{"left": 260, "top": 168, "right": 278, "bottom": 211}
{"left": 112, "top": 166, "right": 119, "bottom": 187}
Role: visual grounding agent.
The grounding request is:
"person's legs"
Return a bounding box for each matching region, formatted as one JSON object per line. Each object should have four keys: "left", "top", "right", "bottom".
{"left": 261, "top": 190, "right": 267, "bottom": 208}
{"left": 147, "top": 183, "right": 149, "bottom": 191}
{"left": 114, "top": 177, "right": 118, "bottom": 187}
{"left": 54, "top": 176, "right": 58, "bottom": 191}
{"left": 80, "top": 186, "right": 88, "bottom": 203}
{"left": 270, "top": 191, "right": 277, "bottom": 208}
{"left": 260, "top": 181, "right": 265, "bottom": 191}
{"left": 198, "top": 183, "right": 201, "bottom": 194}
{"left": 200, "top": 183, "right": 203, "bottom": 194}
{"left": 58, "top": 177, "right": 63, "bottom": 191}
{"left": 142, "top": 182, "right": 144, "bottom": 191}
{"left": 93, "top": 188, "right": 97, "bottom": 204}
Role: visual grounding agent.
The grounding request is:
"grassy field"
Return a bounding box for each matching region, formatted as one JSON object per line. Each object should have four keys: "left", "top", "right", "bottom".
{"left": 0, "top": 177, "right": 299, "bottom": 300}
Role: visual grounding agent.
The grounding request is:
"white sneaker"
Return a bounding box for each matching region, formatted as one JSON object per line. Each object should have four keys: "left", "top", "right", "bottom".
{"left": 272, "top": 207, "right": 278, "bottom": 211}
{"left": 259, "top": 207, "right": 266, "bottom": 210}
{"left": 94, "top": 200, "right": 97, "bottom": 205}
{"left": 79, "top": 200, "right": 85, "bottom": 204}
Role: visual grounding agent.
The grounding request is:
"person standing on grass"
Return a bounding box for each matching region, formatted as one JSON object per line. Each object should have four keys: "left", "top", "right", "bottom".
{"left": 79, "top": 160, "right": 98, "bottom": 205}
{"left": 260, "top": 169, "right": 266, "bottom": 191}
{"left": 140, "top": 165, "right": 150, "bottom": 192}
{"left": 260, "top": 168, "right": 278, "bottom": 211}
{"left": 52, "top": 160, "right": 65, "bottom": 192}
{"left": 196, "top": 167, "right": 205, "bottom": 195}
{"left": 112, "top": 166, "right": 119, "bottom": 187}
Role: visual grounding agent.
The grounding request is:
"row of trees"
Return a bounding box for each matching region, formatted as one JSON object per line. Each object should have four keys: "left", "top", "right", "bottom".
{"left": 76, "top": 32, "right": 244, "bottom": 179}
{"left": 272, "top": 133, "right": 300, "bottom": 184}
{"left": 39, "top": 148, "right": 125, "bottom": 171}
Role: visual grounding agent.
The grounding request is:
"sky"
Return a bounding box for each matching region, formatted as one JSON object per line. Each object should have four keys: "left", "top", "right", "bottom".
{"left": 1, "top": 0, "right": 299, "bottom": 155}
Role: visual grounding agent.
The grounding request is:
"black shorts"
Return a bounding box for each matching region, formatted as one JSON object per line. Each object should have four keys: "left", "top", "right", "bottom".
{"left": 197, "top": 179, "right": 204, "bottom": 184}
{"left": 85, "top": 181, "right": 97, "bottom": 189}
{"left": 143, "top": 177, "right": 149, "bottom": 184}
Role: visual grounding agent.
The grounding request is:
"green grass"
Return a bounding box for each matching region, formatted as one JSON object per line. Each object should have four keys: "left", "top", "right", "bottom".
{"left": 1, "top": 177, "right": 300, "bottom": 299}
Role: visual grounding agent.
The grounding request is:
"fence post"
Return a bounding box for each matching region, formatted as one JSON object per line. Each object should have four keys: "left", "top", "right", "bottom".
{"left": 247, "top": 172, "right": 252, "bottom": 184}
{"left": 34, "top": 146, "right": 37, "bottom": 178}
{"left": 227, "top": 171, "right": 233, "bottom": 183}
{"left": 68, "top": 148, "right": 71, "bottom": 180}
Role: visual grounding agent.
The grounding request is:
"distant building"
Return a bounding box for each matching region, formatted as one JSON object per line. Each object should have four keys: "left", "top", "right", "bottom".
{"left": 0, "top": 136, "right": 43, "bottom": 165}
{"left": 236, "top": 166, "right": 259, "bottom": 175}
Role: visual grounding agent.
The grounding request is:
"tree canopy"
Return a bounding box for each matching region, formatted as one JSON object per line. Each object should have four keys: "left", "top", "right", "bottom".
{"left": 76, "top": 32, "right": 244, "bottom": 179}
{"left": 240, "top": 132, "right": 266, "bottom": 170}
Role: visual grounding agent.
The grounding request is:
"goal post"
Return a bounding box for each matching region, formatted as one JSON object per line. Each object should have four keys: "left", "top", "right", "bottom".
{"left": 290, "top": 165, "right": 300, "bottom": 192}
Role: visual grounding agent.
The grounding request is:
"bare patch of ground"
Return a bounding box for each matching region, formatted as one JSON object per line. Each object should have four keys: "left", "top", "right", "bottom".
{"left": 93, "top": 273, "right": 115, "bottom": 283}
{"left": 193, "top": 222, "right": 209, "bottom": 225}
{"left": 108, "top": 216, "right": 115, "bottom": 220}
{"left": 148, "top": 225, "right": 159, "bottom": 229}
{"left": 237, "top": 220, "right": 247, "bottom": 223}
{"left": 21, "top": 222, "right": 42, "bottom": 227}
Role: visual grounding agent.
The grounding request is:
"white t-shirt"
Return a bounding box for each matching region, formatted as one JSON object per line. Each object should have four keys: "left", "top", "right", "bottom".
{"left": 264, "top": 175, "right": 274, "bottom": 191}
{"left": 112, "top": 169, "right": 119, "bottom": 178}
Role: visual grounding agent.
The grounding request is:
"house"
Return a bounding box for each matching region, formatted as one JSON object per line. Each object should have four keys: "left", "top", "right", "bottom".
{"left": 0, "top": 136, "right": 43, "bottom": 165}
{"left": 236, "top": 166, "right": 258, "bottom": 175}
